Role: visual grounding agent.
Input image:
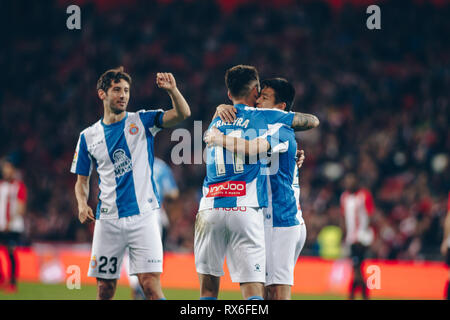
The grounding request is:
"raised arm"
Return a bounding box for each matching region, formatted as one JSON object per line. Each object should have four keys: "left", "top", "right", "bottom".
{"left": 291, "top": 112, "right": 320, "bottom": 131}
{"left": 204, "top": 127, "right": 269, "bottom": 156}
{"left": 75, "top": 174, "right": 95, "bottom": 224}
{"left": 156, "top": 73, "right": 191, "bottom": 128}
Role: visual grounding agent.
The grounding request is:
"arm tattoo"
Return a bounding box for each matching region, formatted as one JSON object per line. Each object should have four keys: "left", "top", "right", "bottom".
{"left": 291, "top": 112, "right": 320, "bottom": 131}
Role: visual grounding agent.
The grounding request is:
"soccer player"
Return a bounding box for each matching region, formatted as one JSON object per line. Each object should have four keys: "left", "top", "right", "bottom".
{"left": 196, "top": 65, "right": 318, "bottom": 300}
{"left": 340, "top": 172, "right": 375, "bottom": 300}
{"left": 71, "top": 67, "right": 190, "bottom": 300}
{"left": 441, "top": 191, "right": 450, "bottom": 300}
{"left": 0, "top": 155, "right": 27, "bottom": 294}
{"left": 208, "top": 78, "right": 310, "bottom": 300}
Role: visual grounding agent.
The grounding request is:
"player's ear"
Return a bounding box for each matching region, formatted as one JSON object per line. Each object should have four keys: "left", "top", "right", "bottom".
{"left": 98, "top": 89, "right": 106, "bottom": 100}
{"left": 227, "top": 90, "right": 233, "bottom": 101}
{"left": 276, "top": 102, "right": 287, "bottom": 111}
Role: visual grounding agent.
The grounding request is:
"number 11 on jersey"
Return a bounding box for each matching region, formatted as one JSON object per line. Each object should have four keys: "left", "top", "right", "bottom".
{"left": 215, "top": 130, "right": 245, "bottom": 176}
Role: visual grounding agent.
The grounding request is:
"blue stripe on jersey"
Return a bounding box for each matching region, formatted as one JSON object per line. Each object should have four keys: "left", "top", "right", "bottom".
{"left": 102, "top": 114, "right": 140, "bottom": 217}
{"left": 139, "top": 112, "right": 161, "bottom": 208}
{"left": 269, "top": 126, "right": 299, "bottom": 227}
{"left": 214, "top": 194, "right": 238, "bottom": 208}
{"left": 76, "top": 133, "right": 91, "bottom": 176}
{"left": 256, "top": 173, "right": 267, "bottom": 208}
{"left": 93, "top": 158, "right": 102, "bottom": 219}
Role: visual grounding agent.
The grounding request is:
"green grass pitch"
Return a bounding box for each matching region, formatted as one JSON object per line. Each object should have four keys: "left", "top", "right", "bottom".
{"left": 0, "top": 282, "right": 347, "bottom": 300}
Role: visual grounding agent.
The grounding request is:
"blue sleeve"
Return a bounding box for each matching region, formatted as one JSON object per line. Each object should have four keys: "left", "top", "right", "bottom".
{"left": 138, "top": 109, "right": 165, "bottom": 129}
{"left": 71, "top": 133, "right": 92, "bottom": 176}
{"left": 260, "top": 109, "right": 294, "bottom": 127}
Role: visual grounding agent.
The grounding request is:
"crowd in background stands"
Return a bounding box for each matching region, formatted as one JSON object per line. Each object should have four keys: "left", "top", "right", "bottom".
{"left": 1, "top": 0, "right": 449, "bottom": 260}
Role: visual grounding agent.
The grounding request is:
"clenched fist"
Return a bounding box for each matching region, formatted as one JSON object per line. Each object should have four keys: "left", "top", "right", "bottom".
{"left": 156, "top": 72, "right": 177, "bottom": 91}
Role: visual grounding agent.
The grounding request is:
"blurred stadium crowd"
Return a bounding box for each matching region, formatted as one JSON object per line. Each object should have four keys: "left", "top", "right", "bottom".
{"left": 0, "top": 0, "right": 449, "bottom": 261}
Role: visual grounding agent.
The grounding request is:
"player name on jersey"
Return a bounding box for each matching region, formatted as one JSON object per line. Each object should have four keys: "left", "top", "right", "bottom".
{"left": 214, "top": 117, "right": 249, "bottom": 129}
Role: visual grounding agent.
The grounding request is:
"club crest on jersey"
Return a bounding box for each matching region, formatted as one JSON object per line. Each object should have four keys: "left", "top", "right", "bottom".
{"left": 129, "top": 123, "right": 139, "bottom": 135}
{"left": 206, "top": 181, "right": 246, "bottom": 198}
{"left": 113, "top": 149, "right": 132, "bottom": 178}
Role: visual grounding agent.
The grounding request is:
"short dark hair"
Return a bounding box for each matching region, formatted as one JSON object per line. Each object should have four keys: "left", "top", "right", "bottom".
{"left": 96, "top": 66, "right": 132, "bottom": 93}
{"left": 225, "top": 65, "right": 259, "bottom": 99}
{"left": 261, "top": 78, "right": 295, "bottom": 111}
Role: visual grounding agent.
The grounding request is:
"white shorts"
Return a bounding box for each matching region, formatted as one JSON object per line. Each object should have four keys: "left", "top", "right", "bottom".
{"left": 265, "top": 216, "right": 307, "bottom": 286}
{"left": 88, "top": 210, "right": 163, "bottom": 279}
{"left": 194, "top": 207, "right": 265, "bottom": 284}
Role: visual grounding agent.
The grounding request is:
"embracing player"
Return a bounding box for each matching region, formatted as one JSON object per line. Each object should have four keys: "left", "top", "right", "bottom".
{"left": 208, "top": 78, "right": 313, "bottom": 299}
{"left": 71, "top": 67, "right": 190, "bottom": 300}
{"left": 196, "top": 65, "right": 318, "bottom": 300}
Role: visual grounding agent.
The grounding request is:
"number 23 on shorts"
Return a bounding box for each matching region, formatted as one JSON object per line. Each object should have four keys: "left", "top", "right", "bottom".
{"left": 91, "top": 256, "right": 118, "bottom": 274}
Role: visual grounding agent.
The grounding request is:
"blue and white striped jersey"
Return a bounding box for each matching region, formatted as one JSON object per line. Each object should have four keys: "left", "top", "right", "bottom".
{"left": 153, "top": 157, "right": 178, "bottom": 202}
{"left": 71, "top": 110, "right": 164, "bottom": 220}
{"left": 199, "top": 104, "right": 294, "bottom": 210}
{"left": 265, "top": 125, "right": 302, "bottom": 227}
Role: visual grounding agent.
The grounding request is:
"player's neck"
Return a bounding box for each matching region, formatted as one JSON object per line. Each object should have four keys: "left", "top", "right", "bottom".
{"left": 103, "top": 107, "right": 126, "bottom": 125}
{"left": 232, "top": 98, "right": 254, "bottom": 107}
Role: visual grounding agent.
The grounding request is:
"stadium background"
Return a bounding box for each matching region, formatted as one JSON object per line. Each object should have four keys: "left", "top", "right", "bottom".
{"left": 0, "top": 0, "right": 449, "bottom": 299}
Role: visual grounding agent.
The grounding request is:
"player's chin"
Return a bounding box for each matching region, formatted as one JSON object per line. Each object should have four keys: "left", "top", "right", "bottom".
{"left": 112, "top": 104, "right": 127, "bottom": 113}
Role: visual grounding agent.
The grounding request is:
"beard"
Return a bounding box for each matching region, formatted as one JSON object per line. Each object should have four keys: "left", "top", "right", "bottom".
{"left": 109, "top": 102, "right": 127, "bottom": 114}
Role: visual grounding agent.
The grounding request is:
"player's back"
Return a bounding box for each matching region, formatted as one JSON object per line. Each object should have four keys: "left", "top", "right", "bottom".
{"left": 199, "top": 104, "right": 294, "bottom": 210}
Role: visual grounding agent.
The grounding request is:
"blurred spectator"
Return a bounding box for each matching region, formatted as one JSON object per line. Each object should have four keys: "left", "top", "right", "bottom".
{"left": 340, "top": 172, "right": 375, "bottom": 299}
{"left": 0, "top": 154, "right": 27, "bottom": 293}
{"left": 317, "top": 225, "right": 343, "bottom": 259}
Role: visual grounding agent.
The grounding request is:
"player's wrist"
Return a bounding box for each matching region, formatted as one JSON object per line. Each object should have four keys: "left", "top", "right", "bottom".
{"left": 77, "top": 202, "right": 88, "bottom": 211}
{"left": 166, "top": 86, "right": 179, "bottom": 95}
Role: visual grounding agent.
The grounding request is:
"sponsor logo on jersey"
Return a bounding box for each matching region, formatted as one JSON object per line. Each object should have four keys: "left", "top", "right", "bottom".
{"left": 113, "top": 149, "right": 132, "bottom": 178}
{"left": 129, "top": 123, "right": 139, "bottom": 135}
{"left": 214, "top": 207, "right": 248, "bottom": 212}
{"left": 206, "top": 181, "right": 246, "bottom": 198}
